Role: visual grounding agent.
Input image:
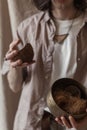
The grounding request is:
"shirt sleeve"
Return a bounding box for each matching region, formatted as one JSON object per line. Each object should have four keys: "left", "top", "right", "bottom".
{"left": 1, "top": 15, "right": 35, "bottom": 78}
{"left": 1, "top": 28, "right": 20, "bottom": 75}
{"left": 1, "top": 20, "right": 26, "bottom": 75}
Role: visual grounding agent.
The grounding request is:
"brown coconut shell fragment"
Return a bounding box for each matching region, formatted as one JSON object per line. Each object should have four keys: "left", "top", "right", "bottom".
{"left": 12, "top": 43, "right": 34, "bottom": 63}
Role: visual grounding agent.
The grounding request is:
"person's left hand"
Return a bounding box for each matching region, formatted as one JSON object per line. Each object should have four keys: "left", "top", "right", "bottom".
{"left": 55, "top": 111, "right": 87, "bottom": 129}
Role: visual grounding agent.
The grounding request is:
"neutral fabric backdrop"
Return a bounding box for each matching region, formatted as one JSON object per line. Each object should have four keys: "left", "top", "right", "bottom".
{"left": 0, "top": 0, "right": 38, "bottom": 130}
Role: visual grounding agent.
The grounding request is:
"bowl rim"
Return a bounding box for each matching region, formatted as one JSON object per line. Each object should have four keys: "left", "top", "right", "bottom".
{"left": 47, "top": 78, "right": 87, "bottom": 118}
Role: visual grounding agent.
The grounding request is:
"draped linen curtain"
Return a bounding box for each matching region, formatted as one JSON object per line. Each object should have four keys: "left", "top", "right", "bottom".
{"left": 0, "top": 0, "right": 38, "bottom": 130}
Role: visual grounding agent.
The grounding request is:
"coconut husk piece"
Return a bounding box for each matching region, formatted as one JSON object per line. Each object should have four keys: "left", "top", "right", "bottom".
{"left": 12, "top": 43, "right": 34, "bottom": 63}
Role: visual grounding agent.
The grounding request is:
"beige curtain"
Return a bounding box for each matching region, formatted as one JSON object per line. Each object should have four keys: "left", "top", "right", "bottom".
{"left": 0, "top": 0, "right": 38, "bottom": 130}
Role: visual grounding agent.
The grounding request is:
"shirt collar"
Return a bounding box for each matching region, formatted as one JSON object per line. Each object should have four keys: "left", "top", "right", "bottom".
{"left": 40, "top": 10, "right": 51, "bottom": 22}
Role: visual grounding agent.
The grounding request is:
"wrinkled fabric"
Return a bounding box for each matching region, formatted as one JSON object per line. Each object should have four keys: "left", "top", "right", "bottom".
{"left": 0, "top": 0, "right": 38, "bottom": 130}
{"left": 2, "top": 11, "right": 87, "bottom": 130}
{"left": 51, "top": 13, "right": 85, "bottom": 85}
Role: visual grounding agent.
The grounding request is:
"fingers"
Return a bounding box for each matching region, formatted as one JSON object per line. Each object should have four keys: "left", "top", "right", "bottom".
{"left": 56, "top": 115, "right": 87, "bottom": 129}
{"left": 11, "top": 60, "right": 35, "bottom": 68}
{"left": 55, "top": 116, "right": 71, "bottom": 128}
{"left": 5, "top": 39, "right": 35, "bottom": 68}
{"left": 55, "top": 117, "right": 64, "bottom": 126}
{"left": 11, "top": 59, "right": 22, "bottom": 67}
{"left": 5, "top": 50, "right": 18, "bottom": 60}
{"left": 69, "top": 115, "right": 87, "bottom": 129}
{"left": 61, "top": 116, "right": 71, "bottom": 128}
{"left": 69, "top": 116, "right": 76, "bottom": 128}
{"left": 20, "top": 60, "right": 35, "bottom": 67}
{"left": 4, "top": 39, "right": 20, "bottom": 60}
{"left": 9, "top": 39, "right": 20, "bottom": 51}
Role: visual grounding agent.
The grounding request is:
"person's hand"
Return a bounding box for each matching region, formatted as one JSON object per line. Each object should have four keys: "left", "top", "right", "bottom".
{"left": 5, "top": 39, "right": 35, "bottom": 68}
{"left": 55, "top": 109, "right": 87, "bottom": 129}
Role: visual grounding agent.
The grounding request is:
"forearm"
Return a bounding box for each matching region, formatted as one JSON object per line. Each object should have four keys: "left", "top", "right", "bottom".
{"left": 7, "top": 66, "right": 23, "bottom": 93}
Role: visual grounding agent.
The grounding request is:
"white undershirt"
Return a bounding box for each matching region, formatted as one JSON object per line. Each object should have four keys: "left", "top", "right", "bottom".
{"left": 50, "top": 13, "right": 84, "bottom": 86}
{"left": 45, "top": 14, "right": 86, "bottom": 120}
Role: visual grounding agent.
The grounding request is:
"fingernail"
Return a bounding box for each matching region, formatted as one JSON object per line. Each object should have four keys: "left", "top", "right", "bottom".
{"left": 55, "top": 118, "right": 58, "bottom": 121}
{"left": 61, "top": 116, "right": 64, "bottom": 119}
{"left": 69, "top": 115, "right": 72, "bottom": 119}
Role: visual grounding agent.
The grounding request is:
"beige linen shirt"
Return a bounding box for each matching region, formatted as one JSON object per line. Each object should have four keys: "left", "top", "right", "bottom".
{"left": 2, "top": 11, "right": 87, "bottom": 130}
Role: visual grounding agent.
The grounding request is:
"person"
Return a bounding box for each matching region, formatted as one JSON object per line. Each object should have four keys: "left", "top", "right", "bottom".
{"left": 3, "top": 0, "right": 87, "bottom": 130}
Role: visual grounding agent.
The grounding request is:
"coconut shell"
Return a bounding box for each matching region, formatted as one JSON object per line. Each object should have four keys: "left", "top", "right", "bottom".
{"left": 12, "top": 43, "right": 34, "bottom": 63}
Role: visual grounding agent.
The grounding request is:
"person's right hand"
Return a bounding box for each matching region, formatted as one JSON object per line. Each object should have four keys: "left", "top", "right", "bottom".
{"left": 55, "top": 109, "right": 87, "bottom": 129}
{"left": 5, "top": 39, "right": 35, "bottom": 68}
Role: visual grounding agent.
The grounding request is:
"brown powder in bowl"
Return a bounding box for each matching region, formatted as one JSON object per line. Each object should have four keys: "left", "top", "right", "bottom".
{"left": 53, "top": 90, "right": 87, "bottom": 115}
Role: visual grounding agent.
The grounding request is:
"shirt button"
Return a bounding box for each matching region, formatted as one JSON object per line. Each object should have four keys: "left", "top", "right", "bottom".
{"left": 77, "top": 58, "right": 81, "bottom": 61}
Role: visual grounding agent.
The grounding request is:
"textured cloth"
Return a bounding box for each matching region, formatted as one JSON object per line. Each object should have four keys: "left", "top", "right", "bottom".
{"left": 0, "top": 0, "right": 38, "bottom": 130}
{"left": 2, "top": 11, "right": 87, "bottom": 130}
{"left": 51, "top": 13, "right": 84, "bottom": 85}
